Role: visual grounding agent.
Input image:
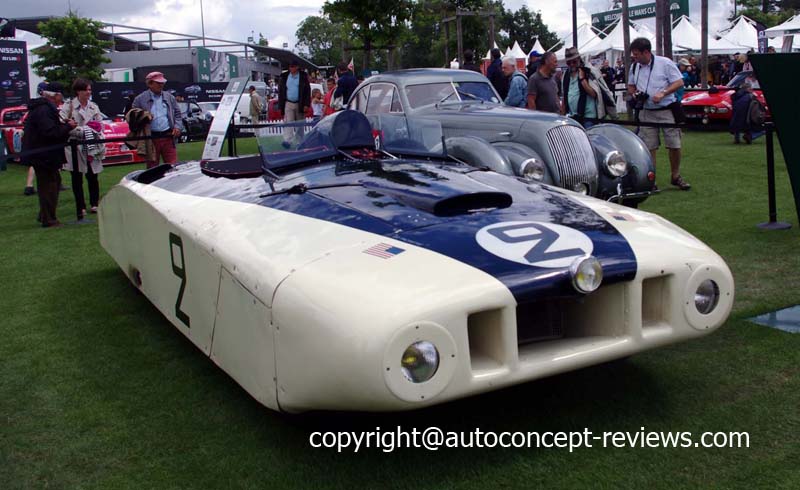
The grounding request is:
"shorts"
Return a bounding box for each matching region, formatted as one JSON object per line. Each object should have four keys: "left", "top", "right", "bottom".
{"left": 638, "top": 109, "right": 681, "bottom": 150}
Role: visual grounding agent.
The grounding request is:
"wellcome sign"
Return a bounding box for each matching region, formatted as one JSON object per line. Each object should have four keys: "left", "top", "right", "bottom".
{"left": 591, "top": 0, "right": 689, "bottom": 31}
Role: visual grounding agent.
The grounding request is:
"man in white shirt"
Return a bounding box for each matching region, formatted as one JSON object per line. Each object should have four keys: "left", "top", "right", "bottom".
{"left": 627, "top": 37, "right": 690, "bottom": 190}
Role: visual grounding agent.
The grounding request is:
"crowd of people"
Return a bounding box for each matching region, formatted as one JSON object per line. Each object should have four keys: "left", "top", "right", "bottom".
{"left": 18, "top": 37, "right": 776, "bottom": 228}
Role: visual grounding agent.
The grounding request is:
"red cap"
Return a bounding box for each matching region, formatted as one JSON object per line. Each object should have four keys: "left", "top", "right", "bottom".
{"left": 145, "top": 71, "right": 167, "bottom": 83}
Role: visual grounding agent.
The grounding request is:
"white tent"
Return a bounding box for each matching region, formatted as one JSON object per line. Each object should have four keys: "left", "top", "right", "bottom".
{"left": 483, "top": 42, "right": 501, "bottom": 60}
{"left": 583, "top": 19, "right": 653, "bottom": 56}
{"left": 764, "top": 14, "right": 800, "bottom": 37}
{"left": 719, "top": 16, "right": 759, "bottom": 50}
{"left": 551, "top": 23, "right": 603, "bottom": 59}
{"left": 671, "top": 16, "right": 745, "bottom": 54}
{"left": 508, "top": 41, "right": 528, "bottom": 59}
{"left": 529, "top": 38, "right": 545, "bottom": 55}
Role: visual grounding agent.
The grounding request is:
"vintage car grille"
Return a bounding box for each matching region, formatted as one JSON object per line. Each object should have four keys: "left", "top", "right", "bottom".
{"left": 545, "top": 125, "right": 599, "bottom": 193}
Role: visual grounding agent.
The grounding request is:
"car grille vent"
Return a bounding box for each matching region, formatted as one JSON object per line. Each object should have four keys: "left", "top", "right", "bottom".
{"left": 545, "top": 125, "right": 598, "bottom": 193}
{"left": 516, "top": 301, "right": 565, "bottom": 345}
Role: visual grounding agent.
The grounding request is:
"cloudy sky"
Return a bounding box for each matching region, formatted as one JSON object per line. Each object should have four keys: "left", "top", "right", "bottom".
{"left": 6, "top": 0, "right": 738, "bottom": 51}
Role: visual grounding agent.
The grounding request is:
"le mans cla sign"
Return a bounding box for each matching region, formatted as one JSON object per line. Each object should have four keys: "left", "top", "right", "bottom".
{"left": 591, "top": 0, "right": 689, "bottom": 31}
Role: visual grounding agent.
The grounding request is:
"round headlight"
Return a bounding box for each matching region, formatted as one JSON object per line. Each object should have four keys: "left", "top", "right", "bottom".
{"left": 520, "top": 157, "right": 545, "bottom": 181}
{"left": 694, "top": 279, "right": 720, "bottom": 315}
{"left": 570, "top": 256, "right": 603, "bottom": 293}
{"left": 573, "top": 183, "right": 589, "bottom": 195}
{"left": 603, "top": 150, "right": 628, "bottom": 177}
{"left": 400, "top": 341, "right": 439, "bottom": 383}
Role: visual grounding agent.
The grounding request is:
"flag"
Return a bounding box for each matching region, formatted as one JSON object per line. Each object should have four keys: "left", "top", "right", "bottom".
{"left": 363, "top": 243, "right": 405, "bottom": 259}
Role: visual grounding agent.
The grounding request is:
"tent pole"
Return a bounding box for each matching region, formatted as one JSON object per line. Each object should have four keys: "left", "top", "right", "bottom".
{"left": 701, "top": 0, "right": 708, "bottom": 88}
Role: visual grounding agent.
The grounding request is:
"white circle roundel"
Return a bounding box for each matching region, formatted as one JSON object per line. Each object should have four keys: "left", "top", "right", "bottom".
{"left": 475, "top": 221, "right": 594, "bottom": 268}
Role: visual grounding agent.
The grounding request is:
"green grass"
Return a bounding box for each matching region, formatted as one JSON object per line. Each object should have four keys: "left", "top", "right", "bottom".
{"left": 1, "top": 132, "right": 799, "bottom": 489}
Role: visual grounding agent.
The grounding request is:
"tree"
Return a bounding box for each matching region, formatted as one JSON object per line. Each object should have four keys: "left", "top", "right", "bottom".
{"left": 501, "top": 4, "right": 559, "bottom": 52}
{"left": 730, "top": 0, "right": 798, "bottom": 27}
{"left": 31, "top": 13, "right": 111, "bottom": 94}
{"left": 295, "top": 15, "right": 347, "bottom": 67}
{"left": 322, "top": 0, "right": 413, "bottom": 73}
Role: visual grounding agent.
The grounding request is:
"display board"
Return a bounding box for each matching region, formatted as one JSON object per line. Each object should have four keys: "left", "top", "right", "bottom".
{"left": 201, "top": 77, "right": 248, "bottom": 160}
{"left": 0, "top": 39, "right": 29, "bottom": 109}
{"left": 591, "top": 0, "right": 689, "bottom": 31}
{"left": 91, "top": 81, "right": 230, "bottom": 117}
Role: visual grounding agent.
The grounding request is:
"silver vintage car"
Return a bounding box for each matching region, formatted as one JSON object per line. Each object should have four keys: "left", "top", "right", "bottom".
{"left": 347, "top": 69, "right": 655, "bottom": 205}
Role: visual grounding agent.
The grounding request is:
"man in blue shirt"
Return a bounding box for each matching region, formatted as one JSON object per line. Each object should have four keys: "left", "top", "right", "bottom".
{"left": 278, "top": 60, "right": 311, "bottom": 148}
{"left": 132, "top": 71, "right": 183, "bottom": 167}
{"left": 627, "top": 37, "right": 690, "bottom": 190}
{"left": 502, "top": 56, "right": 528, "bottom": 108}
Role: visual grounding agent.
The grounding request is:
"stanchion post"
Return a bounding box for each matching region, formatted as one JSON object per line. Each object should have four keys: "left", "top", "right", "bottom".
{"left": 758, "top": 123, "right": 791, "bottom": 230}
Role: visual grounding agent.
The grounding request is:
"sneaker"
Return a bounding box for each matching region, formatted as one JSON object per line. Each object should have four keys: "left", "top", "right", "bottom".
{"left": 743, "top": 132, "right": 752, "bottom": 144}
{"left": 23, "top": 186, "right": 35, "bottom": 196}
{"left": 671, "top": 175, "right": 691, "bottom": 191}
{"left": 89, "top": 206, "right": 98, "bottom": 214}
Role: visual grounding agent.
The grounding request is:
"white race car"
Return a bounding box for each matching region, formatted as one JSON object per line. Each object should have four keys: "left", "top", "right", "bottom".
{"left": 99, "top": 111, "right": 733, "bottom": 413}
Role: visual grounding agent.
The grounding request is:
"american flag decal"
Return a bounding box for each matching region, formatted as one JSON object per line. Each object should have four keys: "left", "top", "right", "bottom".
{"left": 363, "top": 243, "right": 405, "bottom": 259}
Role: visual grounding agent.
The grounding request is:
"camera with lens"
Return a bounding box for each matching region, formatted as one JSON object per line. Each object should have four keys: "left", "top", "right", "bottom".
{"left": 633, "top": 91, "right": 649, "bottom": 111}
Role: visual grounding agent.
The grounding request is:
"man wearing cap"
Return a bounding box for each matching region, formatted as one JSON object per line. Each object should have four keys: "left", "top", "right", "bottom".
{"left": 526, "top": 51, "right": 541, "bottom": 79}
{"left": 21, "top": 82, "right": 77, "bottom": 227}
{"left": 676, "top": 58, "right": 691, "bottom": 101}
{"left": 278, "top": 60, "right": 311, "bottom": 148}
{"left": 132, "top": 71, "right": 183, "bottom": 166}
{"left": 562, "top": 47, "right": 600, "bottom": 126}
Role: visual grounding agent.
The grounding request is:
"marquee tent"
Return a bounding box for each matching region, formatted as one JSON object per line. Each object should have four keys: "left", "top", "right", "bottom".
{"left": 671, "top": 16, "right": 745, "bottom": 54}
{"left": 529, "top": 38, "right": 545, "bottom": 55}
{"left": 551, "top": 23, "right": 603, "bottom": 59}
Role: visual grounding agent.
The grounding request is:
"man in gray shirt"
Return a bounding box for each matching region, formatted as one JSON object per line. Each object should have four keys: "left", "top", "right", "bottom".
{"left": 527, "top": 52, "right": 560, "bottom": 113}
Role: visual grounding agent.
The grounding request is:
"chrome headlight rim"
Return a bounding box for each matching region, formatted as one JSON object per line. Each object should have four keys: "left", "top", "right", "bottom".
{"left": 683, "top": 265, "right": 734, "bottom": 331}
{"left": 520, "top": 157, "right": 545, "bottom": 181}
{"left": 569, "top": 255, "right": 603, "bottom": 294}
{"left": 400, "top": 340, "right": 440, "bottom": 383}
{"left": 572, "top": 182, "right": 590, "bottom": 195}
{"left": 603, "top": 150, "right": 628, "bottom": 178}
{"left": 694, "top": 279, "right": 720, "bottom": 315}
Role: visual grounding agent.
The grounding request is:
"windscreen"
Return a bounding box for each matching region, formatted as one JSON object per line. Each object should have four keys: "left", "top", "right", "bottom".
{"left": 404, "top": 81, "right": 500, "bottom": 109}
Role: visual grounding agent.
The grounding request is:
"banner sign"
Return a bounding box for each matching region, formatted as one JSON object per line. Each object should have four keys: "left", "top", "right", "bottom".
{"left": 198, "top": 47, "right": 239, "bottom": 82}
{"left": 202, "top": 77, "right": 248, "bottom": 160}
{"left": 91, "top": 81, "right": 230, "bottom": 117}
{"left": 0, "top": 39, "right": 30, "bottom": 109}
{"left": 591, "top": 0, "right": 689, "bottom": 31}
{"left": 750, "top": 54, "right": 800, "bottom": 224}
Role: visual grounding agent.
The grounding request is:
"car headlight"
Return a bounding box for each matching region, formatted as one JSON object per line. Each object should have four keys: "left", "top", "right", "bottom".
{"left": 603, "top": 150, "right": 628, "bottom": 177}
{"left": 520, "top": 157, "right": 545, "bottom": 181}
{"left": 400, "top": 341, "right": 439, "bottom": 383}
{"left": 570, "top": 256, "right": 603, "bottom": 293}
{"left": 694, "top": 279, "right": 720, "bottom": 314}
{"left": 572, "top": 183, "right": 589, "bottom": 194}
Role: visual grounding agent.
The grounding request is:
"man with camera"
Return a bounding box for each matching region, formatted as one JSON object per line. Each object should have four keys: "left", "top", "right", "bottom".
{"left": 627, "top": 37, "right": 690, "bottom": 190}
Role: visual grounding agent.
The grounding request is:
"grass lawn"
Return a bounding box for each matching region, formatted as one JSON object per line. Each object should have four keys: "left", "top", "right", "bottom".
{"left": 1, "top": 130, "right": 798, "bottom": 489}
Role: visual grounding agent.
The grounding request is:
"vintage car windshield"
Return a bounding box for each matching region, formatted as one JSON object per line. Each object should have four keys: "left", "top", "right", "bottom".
{"left": 2, "top": 110, "right": 25, "bottom": 124}
{"left": 727, "top": 72, "right": 760, "bottom": 89}
{"left": 404, "top": 81, "right": 500, "bottom": 109}
{"left": 374, "top": 114, "right": 447, "bottom": 158}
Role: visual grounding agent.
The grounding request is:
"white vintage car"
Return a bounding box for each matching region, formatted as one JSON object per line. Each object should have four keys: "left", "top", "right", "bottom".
{"left": 99, "top": 111, "right": 733, "bottom": 413}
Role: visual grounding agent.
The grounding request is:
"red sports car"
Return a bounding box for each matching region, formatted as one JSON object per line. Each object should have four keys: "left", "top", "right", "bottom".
{"left": 681, "top": 71, "right": 770, "bottom": 125}
{"left": 0, "top": 105, "right": 146, "bottom": 166}
{"left": 0, "top": 105, "right": 27, "bottom": 159}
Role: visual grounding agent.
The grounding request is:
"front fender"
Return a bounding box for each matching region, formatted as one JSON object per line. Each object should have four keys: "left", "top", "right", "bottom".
{"left": 491, "top": 141, "right": 554, "bottom": 186}
{"left": 586, "top": 123, "right": 655, "bottom": 201}
{"left": 445, "top": 136, "right": 514, "bottom": 176}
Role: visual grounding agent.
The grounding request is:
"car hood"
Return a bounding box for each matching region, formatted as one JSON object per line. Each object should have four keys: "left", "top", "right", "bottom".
{"left": 416, "top": 102, "right": 578, "bottom": 124}
{"left": 146, "top": 159, "right": 637, "bottom": 303}
{"left": 682, "top": 90, "right": 729, "bottom": 105}
{"left": 263, "top": 161, "right": 638, "bottom": 303}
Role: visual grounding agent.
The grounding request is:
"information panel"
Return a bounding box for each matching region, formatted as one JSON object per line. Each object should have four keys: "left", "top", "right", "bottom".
{"left": 0, "top": 39, "right": 30, "bottom": 109}
{"left": 202, "top": 77, "right": 248, "bottom": 160}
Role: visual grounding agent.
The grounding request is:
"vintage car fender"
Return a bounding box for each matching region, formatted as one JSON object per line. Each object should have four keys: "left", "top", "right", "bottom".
{"left": 444, "top": 135, "right": 513, "bottom": 175}
{"left": 586, "top": 124, "right": 655, "bottom": 201}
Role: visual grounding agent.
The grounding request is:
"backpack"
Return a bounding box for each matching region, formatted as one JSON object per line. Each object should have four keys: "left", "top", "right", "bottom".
{"left": 747, "top": 97, "right": 766, "bottom": 127}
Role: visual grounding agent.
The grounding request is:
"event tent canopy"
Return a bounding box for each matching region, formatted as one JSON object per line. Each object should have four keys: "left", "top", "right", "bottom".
{"left": 671, "top": 16, "right": 745, "bottom": 54}
{"left": 765, "top": 14, "right": 800, "bottom": 37}
{"left": 583, "top": 19, "right": 653, "bottom": 56}
{"left": 719, "top": 16, "right": 759, "bottom": 50}
{"left": 529, "top": 38, "right": 545, "bottom": 55}
{"left": 508, "top": 41, "right": 528, "bottom": 59}
{"left": 551, "top": 23, "right": 603, "bottom": 59}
